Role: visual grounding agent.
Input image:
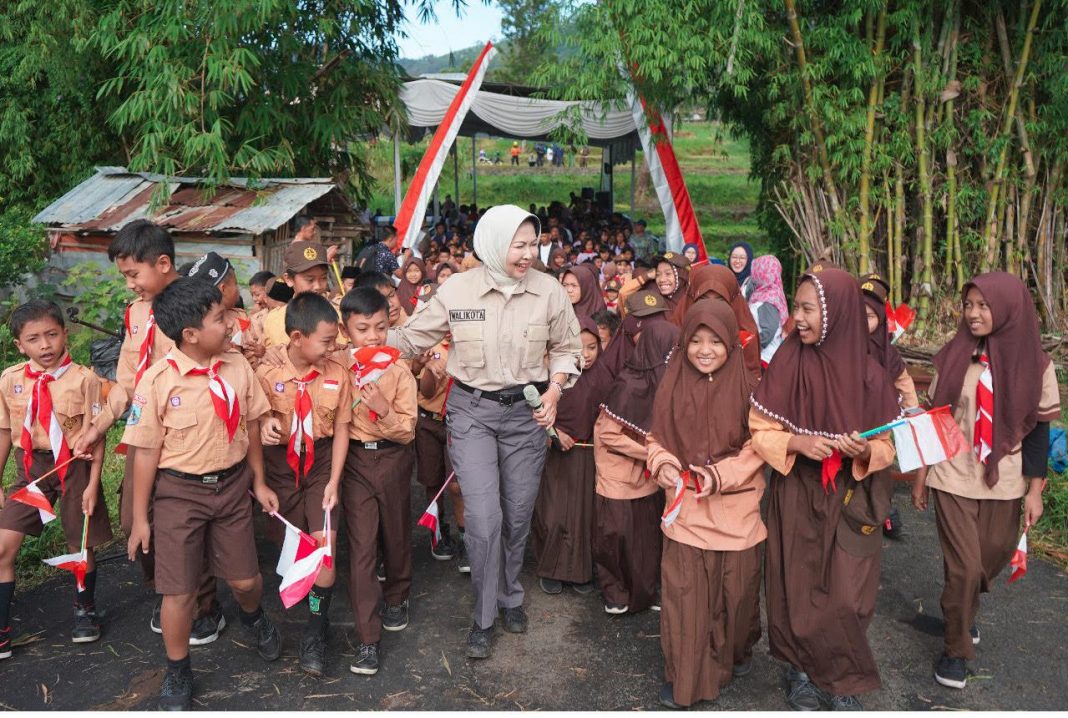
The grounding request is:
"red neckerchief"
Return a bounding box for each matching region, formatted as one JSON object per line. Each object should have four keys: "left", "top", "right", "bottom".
{"left": 21, "top": 355, "right": 75, "bottom": 492}
{"left": 167, "top": 357, "right": 241, "bottom": 441}
{"left": 286, "top": 369, "right": 320, "bottom": 485}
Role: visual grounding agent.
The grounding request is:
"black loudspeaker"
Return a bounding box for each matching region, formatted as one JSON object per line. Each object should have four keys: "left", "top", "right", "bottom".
{"left": 581, "top": 187, "right": 595, "bottom": 200}
{"left": 595, "top": 191, "right": 612, "bottom": 211}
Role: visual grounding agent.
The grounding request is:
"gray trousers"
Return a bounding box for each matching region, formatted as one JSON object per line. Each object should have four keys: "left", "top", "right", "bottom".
{"left": 445, "top": 384, "right": 548, "bottom": 629}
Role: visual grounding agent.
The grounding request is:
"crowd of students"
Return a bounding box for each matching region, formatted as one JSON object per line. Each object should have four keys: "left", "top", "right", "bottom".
{"left": 0, "top": 201, "right": 1058, "bottom": 712}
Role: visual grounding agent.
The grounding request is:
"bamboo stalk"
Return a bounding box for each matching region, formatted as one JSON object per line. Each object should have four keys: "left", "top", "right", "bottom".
{"left": 893, "top": 161, "right": 906, "bottom": 306}
{"left": 858, "top": 6, "right": 887, "bottom": 274}
{"left": 912, "top": 19, "right": 935, "bottom": 322}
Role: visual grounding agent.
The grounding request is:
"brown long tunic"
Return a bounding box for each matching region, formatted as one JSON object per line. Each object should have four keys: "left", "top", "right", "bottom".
{"left": 532, "top": 444, "right": 596, "bottom": 584}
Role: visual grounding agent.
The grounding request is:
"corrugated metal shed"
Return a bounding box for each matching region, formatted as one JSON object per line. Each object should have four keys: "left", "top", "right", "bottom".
{"left": 33, "top": 167, "right": 344, "bottom": 235}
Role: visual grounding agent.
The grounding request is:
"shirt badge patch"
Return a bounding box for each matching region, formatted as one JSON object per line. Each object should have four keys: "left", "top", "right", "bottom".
{"left": 91, "top": 403, "right": 101, "bottom": 417}
{"left": 275, "top": 382, "right": 286, "bottom": 393}
{"left": 131, "top": 326, "right": 139, "bottom": 334}
{"left": 13, "top": 385, "right": 22, "bottom": 394}
{"left": 449, "top": 309, "right": 486, "bottom": 322}
{"left": 133, "top": 394, "right": 147, "bottom": 406}
{"left": 323, "top": 380, "right": 339, "bottom": 391}
{"left": 170, "top": 396, "right": 181, "bottom": 407}
{"left": 127, "top": 405, "right": 142, "bottom": 425}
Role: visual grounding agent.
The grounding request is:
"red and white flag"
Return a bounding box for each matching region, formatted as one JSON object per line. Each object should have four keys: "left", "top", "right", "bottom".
{"left": 661, "top": 470, "right": 702, "bottom": 526}
{"left": 10, "top": 482, "right": 57, "bottom": 524}
{"left": 395, "top": 42, "right": 497, "bottom": 250}
{"left": 891, "top": 405, "right": 970, "bottom": 472}
{"left": 626, "top": 81, "right": 707, "bottom": 263}
{"left": 418, "top": 501, "right": 442, "bottom": 548}
{"left": 1008, "top": 532, "right": 1028, "bottom": 584}
{"left": 278, "top": 511, "right": 332, "bottom": 609}
{"left": 275, "top": 519, "right": 319, "bottom": 578}
{"left": 885, "top": 302, "right": 916, "bottom": 344}
{"left": 350, "top": 346, "right": 402, "bottom": 421}
{"left": 231, "top": 313, "right": 251, "bottom": 347}
{"left": 43, "top": 550, "right": 88, "bottom": 591}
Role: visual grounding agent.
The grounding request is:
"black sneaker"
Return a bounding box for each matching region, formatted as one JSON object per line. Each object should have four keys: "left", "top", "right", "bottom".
{"left": 158, "top": 663, "right": 193, "bottom": 711}
{"left": 570, "top": 580, "right": 596, "bottom": 595}
{"left": 882, "top": 506, "right": 904, "bottom": 539}
{"left": 431, "top": 530, "right": 457, "bottom": 561}
{"left": 150, "top": 599, "right": 163, "bottom": 634}
{"left": 733, "top": 660, "right": 753, "bottom": 678}
{"left": 381, "top": 600, "right": 409, "bottom": 632}
{"left": 828, "top": 694, "right": 863, "bottom": 711}
{"left": 376, "top": 562, "right": 386, "bottom": 583}
{"left": 245, "top": 612, "right": 282, "bottom": 662}
{"left": 457, "top": 540, "right": 471, "bottom": 574}
{"left": 189, "top": 605, "right": 226, "bottom": 646}
{"left": 0, "top": 626, "right": 11, "bottom": 660}
{"left": 501, "top": 606, "right": 527, "bottom": 634}
{"left": 299, "top": 629, "right": 327, "bottom": 677}
{"left": 350, "top": 642, "right": 379, "bottom": 675}
{"left": 466, "top": 624, "right": 493, "bottom": 660}
{"left": 970, "top": 624, "right": 980, "bottom": 645}
{"left": 935, "top": 654, "right": 967, "bottom": 689}
{"left": 72, "top": 605, "right": 101, "bottom": 644}
{"left": 539, "top": 577, "right": 563, "bottom": 595}
{"left": 659, "top": 682, "right": 684, "bottom": 710}
{"left": 604, "top": 602, "right": 628, "bottom": 615}
{"left": 786, "top": 668, "right": 825, "bottom": 711}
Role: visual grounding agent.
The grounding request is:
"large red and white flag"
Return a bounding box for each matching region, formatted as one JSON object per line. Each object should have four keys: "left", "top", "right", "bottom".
{"left": 10, "top": 482, "right": 57, "bottom": 524}
{"left": 396, "top": 42, "right": 497, "bottom": 250}
{"left": 891, "top": 406, "right": 969, "bottom": 472}
{"left": 279, "top": 545, "right": 329, "bottom": 609}
{"left": 626, "top": 83, "right": 707, "bottom": 263}
{"left": 275, "top": 520, "right": 319, "bottom": 578}
{"left": 1008, "top": 532, "right": 1028, "bottom": 584}
{"left": 43, "top": 550, "right": 88, "bottom": 591}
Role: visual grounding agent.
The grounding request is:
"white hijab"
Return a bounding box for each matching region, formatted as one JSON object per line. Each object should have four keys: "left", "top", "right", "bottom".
{"left": 473, "top": 205, "right": 541, "bottom": 294}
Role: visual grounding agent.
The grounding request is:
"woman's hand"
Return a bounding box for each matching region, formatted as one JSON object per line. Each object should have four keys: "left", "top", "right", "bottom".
{"left": 533, "top": 387, "right": 559, "bottom": 428}
{"left": 789, "top": 434, "right": 837, "bottom": 461}
{"left": 911, "top": 468, "right": 929, "bottom": 512}
{"left": 835, "top": 431, "right": 871, "bottom": 461}
{"left": 656, "top": 463, "right": 681, "bottom": 491}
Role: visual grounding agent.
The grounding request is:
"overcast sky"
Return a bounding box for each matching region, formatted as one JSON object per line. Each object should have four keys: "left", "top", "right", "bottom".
{"left": 396, "top": 0, "right": 504, "bottom": 59}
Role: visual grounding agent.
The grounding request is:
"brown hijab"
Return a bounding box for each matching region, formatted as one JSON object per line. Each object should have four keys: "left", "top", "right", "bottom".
{"left": 601, "top": 321, "right": 680, "bottom": 436}
{"left": 397, "top": 256, "right": 427, "bottom": 315}
{"left": 652, "top": 301, "right": 757, "bottom": 467}
{"left": 555, "top": 316, "right": 616, "bottom": 441}
{"left": 672, "top": 264, "right": 761, "bottom": 378}
{"left": 750, "top": 268, "right": 900, "bottom": 437}
{"left": 599, "top": 310, "right": 668, "bottom": 377}
{"left": 859, "top": 274, "right": 906, "bottom": 380}
{"left": 930, "top": 272, "right": 1051, "bottom": 487}
{"left": 564, "top": 264, "right": 607, "bottom": 320}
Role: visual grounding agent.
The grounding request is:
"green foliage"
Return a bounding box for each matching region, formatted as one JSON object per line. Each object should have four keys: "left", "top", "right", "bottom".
{"left": 0, "top": 208, "right": 46, "bottom": 290}
{"left": 496, "top": 0, "right": 561, "bottom": 83}
{"left": 60, "top": 263, "right": 129, "bottom": 366}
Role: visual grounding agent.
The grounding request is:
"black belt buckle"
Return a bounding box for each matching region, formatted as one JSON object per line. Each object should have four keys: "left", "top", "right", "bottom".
{"left": 363, "top": 441, "right": 379, "bottom": 450}
{"left": 201, "top": 473, "right": 221, "bottom": 485}
{"left": 497, "top": 393, "right": 518, "bottom": 407}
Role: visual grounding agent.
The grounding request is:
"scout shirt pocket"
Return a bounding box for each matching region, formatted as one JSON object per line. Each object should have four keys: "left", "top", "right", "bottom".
{"left": 452, "top": 323, "right": 485, "bottom": 369}
{"left": 314, "top": 386, "right": 341, "bottom": 436}
{"left": 710, "top": 487, "right": 759, "bottom": 538}
{"left": 161, "top": 410, "right": 198, "bottom": 453}
{"left": 55, "top": 396, "right": 87, "bottom": 437}
{"left": 522, "top": 324, "right": 550, "bottom": 368}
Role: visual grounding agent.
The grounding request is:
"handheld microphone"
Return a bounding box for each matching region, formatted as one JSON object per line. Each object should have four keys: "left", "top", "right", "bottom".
{"left": 523, "top": 384, "right": 559, "bottom": 439}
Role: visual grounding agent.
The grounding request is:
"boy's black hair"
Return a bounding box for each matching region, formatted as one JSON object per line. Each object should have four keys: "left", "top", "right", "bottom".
{"left": 340, "top": 286, "right": 389, "bottom": 322}
{"left": 107, "top": 219, "right": 175, "bottom": 264}
{"left": 153, "top": 277, "right": 222, "bottom": 345}
{"left": 591, "top": 308, "right": 621, "bottom": 335}
{"left": 249, "top": 270, "right": 275, "bottom": 287}
{"left": 353, "top": 271, "right": 392, "bottom": 292}
{"left": 11, "top": 299, "right": 65, "bottom": 339}
{"left": 285, "top": 292, "right": 339, "bottom": 336}
{"left": 293, "top": 215, "right": 315, "bottom": 232}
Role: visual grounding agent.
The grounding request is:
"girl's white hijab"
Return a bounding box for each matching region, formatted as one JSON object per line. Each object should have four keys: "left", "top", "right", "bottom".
{"left": 473, "top": 204, "right": 541, "bottom": 296}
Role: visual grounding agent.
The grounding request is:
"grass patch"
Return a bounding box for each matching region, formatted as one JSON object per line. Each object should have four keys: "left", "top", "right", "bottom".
{"left": 4, "top": 425, "right": 126, "bottom": 587}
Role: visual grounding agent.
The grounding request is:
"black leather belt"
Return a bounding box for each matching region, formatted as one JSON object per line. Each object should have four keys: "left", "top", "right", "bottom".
{"left": 452, "top": 379, "right": 547, "bottom": 406}
{"left": 162, "top": 461, "right": 245, "bottom": 485}
{"left": 419, "top": 409, "right": 445, "bottom": 422}
{"left": 357, "top": 439, "right": 401, "bottom": 450}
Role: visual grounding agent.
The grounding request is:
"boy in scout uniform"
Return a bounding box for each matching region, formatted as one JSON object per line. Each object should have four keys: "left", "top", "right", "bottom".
{"left": 122, "top": 278, "right": 282, "bottom": 711}
{"left": 255, "top": 292, "right": 351, "bottom": 677}
{"left": 339, "top": 288, "right": 418, "bottom": 677}
{"left": 354, "top": 271, "right": 406, "bottom": 328}
{"left": 0, "top": 300, "right": 127, "bottom": 658}
{"left": 263, "top": 241, "right": 332, "bottom": 347}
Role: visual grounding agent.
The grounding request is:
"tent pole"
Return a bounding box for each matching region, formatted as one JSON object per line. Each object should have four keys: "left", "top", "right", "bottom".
{"left": 472, "top": 136, "right": 478, "bottom": 207}
{"left": 453, "top": 144, "right": 460, "bottom": 208}
{"left": 393, "top": 133, "right": 402, "bottom": 215}
{"left": 630, "top": 157, "right": 636, "bottom": 217}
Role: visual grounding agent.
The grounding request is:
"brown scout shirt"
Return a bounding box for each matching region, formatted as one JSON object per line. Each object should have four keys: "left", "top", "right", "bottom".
{"left": 388, "top": 265, "right": 582, "bottom": 392}
{"left": 926, "top": 361, "right": 1060, "bottom": 500}
{"left": 262, "top": 302, "right": 348, "bottom": 348}
{"left": 120, "top": 348, "right": 270, "bottom": 474}
{"left": 747, "top": 408, "right": 895, "bottom": 479}
{"left": 646, "top": 435, "right": 767, "bottom": 551}
{"left": 346, "top": 356, "right": 418, "bottom": 445}
{"left": 417, "top": 340, "right": 450, "bottom": 415}
{"left": 593, "top": 411, "right": 658, "bottom": 500}
{"left": 0, "top": 359, "right": 128, "bottom": 448}
{"left": 255, "top": 354, "right": 352, "bottom": 440}
{"left": 117, "top": 298, "right": 175, "bottom": 398}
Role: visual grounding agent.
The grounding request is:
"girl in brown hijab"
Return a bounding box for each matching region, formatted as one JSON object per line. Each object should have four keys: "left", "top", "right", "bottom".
{"left": 748, "top": 268, "right": 900, "bottom": 711}
{"left": 592, "top": 321, "right": 679, "bottom": 615}
{"left": 652, "top": 252, "right": 691, "bottom": 310}
{"left": 672, "top": 264, "right": 762, "bottom": 378}
{"left": 560, "top": 264, "right": 607, "bottom": 320}
{"left": 914, "top": 273, "right": 1059, "bottom": 690}
{"left": 646, "top": 302, "right": 765, "bottom": 709}
{"left": 396, "top": 256, "right": 428, "bottom": 316}
{"left": 547, "top": 246, "right": 569, "bottom": 275}
{"left": 532, "top": 316, "right": 615, "bottom": 595}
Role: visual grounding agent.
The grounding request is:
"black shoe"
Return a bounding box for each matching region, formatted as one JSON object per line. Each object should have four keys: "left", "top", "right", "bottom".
{"left": 882, "top": 506, "right": 904, "bottom": 539}
{"left": 501, "top": 606, "right": 527, "bottom": 634}
{"left": 299, "top": 630, "right": 327, "bottom": 677}
{"left": 189, "top": 605, "right": 226, "bottom": 646}
{"left": 245, "top": 612, "right": 281, "bottom": 662}
{"left": 539, "top": 577, "right": 563, "bottom": 595}
{"left": 969, "top": 624, "right": 980, "bottom": 645}
{"left": 732, "top": 660, "right": 753, "bottom": 678}
{"left": 150, "top": 599, "right": 163, "bottom": 634}
{"left": 828, "top": 695, "right": 863, "bottom": 711}
{"left": 604, "top": 602, "right": 628, "bottom": 615}
{"left": 376, "top": 562, "right": 386, "bottom": 583}
{"left": 431, "top": 530, "right": 457, "bottom": 561}
{"left": 381, "top": 600, "right": 409, "bottom": 632}
{"left": 72, "top": 605, "right": 101, "bottom": 644}
{"left": 935, "top": 654, "right": 967, "bottom": 689}
{"left": 350, "top": 642, "right": 379, "bottom": 675}
{"left": 659, "top": 682, "right": 685, "bottom": 709}
{"left": 457, "top": 541, "right": 471, "bottom": 574}
{"left": 786, "top": 668, "right": 825, "bottom": 711}
{"left": 158, "top": 663, "right": 193, "bottom": 711}
{"left": 0, "top": 626, "right": 11, "bottom": 660}
{"left": 571, "top": 580, "right": 596, "bottom": 595}
{"left": 466, "top": 624, "right": 493, "bottom": 659}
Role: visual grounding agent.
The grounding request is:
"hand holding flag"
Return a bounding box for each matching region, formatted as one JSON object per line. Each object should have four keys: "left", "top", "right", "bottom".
{"left": 350, "top": 346, "right": 402, "bottom": 421}
{"left": 662, "top": 470, "right": 703, "bottom": 527}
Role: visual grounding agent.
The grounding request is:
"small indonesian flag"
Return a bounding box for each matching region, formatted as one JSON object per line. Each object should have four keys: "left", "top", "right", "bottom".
{"left": 1008, "top": 533, "right": 1028, "bottom": 584}
{"left": 891, "top": 405, "right": 969, "bottom": 472}
{"left": 739, "top": 330, "right": 755, "bottom": 348}
{"left": 821, "top": 449, "right": 843, "bottom": 494}
{"left": 350, "top": 346, "right": 402, "bottom": 421}
{"left": 662, "top": 470, "right": 702, "bottom": 527}
{"left": 232, "top": 314, "right": 251, "bottom": 347}
{"left": 276, "top": 522, "right": 319, "bottom": 578}
{"left": 43, "top": 550, "right": 88, "bottom": 591}
{"left": 418, "top": 501, "right": 442, "bottom": 548}
{"left": 279, "top": 545, "right": 329, "bottom": 609}
{"left": 885, "top": 302, "right": 916, "bottom": 344}
{"left": 10, "top": 482, "right": 57, "bottom": 524}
